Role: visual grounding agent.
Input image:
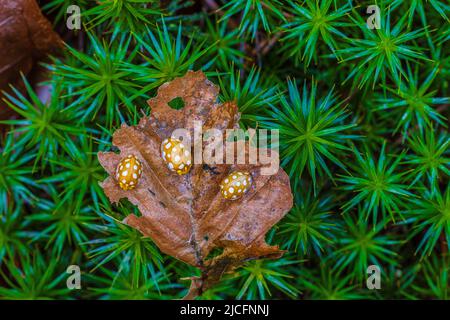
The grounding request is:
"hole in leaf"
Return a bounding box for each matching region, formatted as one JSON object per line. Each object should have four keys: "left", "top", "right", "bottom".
{"left": 202, "top": 164, "right": 219, "bottom": 175}
{"left": 168, "top": 97, "right": 185, "bottom": 110}
{"left": 205, "top": 247, "right": 224, "bottom": 261}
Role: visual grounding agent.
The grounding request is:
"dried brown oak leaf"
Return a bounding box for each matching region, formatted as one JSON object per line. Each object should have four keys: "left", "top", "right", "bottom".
{"left": 0, "top": 0, "right": 62, "bottom": 119}
{"left": 98, "top": 71, "right": 293, "bottom": 299}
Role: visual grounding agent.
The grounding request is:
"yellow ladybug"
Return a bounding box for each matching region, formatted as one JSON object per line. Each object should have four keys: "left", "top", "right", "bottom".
{"left": 161, "top": 137, "right": 192, "bottom": 175}
{"left": 115, "top": 154, "right": 142, "bottom": 190}
{"left": 220, "top": 171, "right": 252, "bottom": 200}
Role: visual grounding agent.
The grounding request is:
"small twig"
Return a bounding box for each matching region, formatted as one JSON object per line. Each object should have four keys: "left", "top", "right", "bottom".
{"left": 440, "top": 232, "right": 448, "bottom": 255}
{"left": 251, "top": 32, "right": 282, "bottom": 57}
{"left": 203, "top": 0, "right": 238, "bottom": 29}
{"left": 260, "top": 1, "right": 294, "bottom": 19}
